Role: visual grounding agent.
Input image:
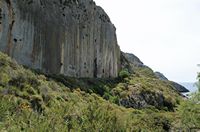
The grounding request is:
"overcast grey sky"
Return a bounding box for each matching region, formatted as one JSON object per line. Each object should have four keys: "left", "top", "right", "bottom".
{"left": 95, "top": 0, "right": 200, "bottom": 82}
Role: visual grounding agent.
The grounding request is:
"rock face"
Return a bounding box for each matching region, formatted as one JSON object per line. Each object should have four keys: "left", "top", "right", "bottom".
{"left": 122, "top": 52, "right": 144, "bottom": 67}
{"left": 121, "top": 52, "right": 149, "bottom": 74}
{"left": 0, "top": 0, "right": 120, "bottom": 78}
{"left": 120, "top": 91, "right": 174, "bottom": 111}
{"left": 155, "top": 72, "right": 168, "bottom": 81}
{"left": 170, "top": 81, "right": 189, "bottom": 93}
{"left": 155, "top": 72, "right": 189, "bottom": 93}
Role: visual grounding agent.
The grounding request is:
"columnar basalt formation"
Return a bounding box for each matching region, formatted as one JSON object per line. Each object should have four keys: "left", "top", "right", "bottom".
{"left": 0, "top": 0, "right": 120, "bottom": 78}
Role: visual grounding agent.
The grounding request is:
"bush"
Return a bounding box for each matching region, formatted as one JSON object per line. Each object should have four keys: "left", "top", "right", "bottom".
{"left": 178, "top": 101, "right": 200, "bottom": 129}
{"left": 119, "top": 68, "right": 130, "bottom": 79}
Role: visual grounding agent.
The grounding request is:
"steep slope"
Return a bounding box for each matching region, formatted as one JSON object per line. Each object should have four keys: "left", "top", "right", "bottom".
{"left": 0, "top": 52, "right": 199, "bottom": 131}
{"left": 0, "top": 0, "right": 120, "bottom": 78}
{"left": 43, "top": 53, "right": 183, "bottom": 111}
{"left": 155, "top": 72, "right": 168, "bottom": 81}
{"left": 122, "top": 52, "right": 144, "bottom": 67}
{"left": 155, "top": 72, "right": 189, "bottom": 93}
{"left": 0, "top": 51, "right": 176, "bottom": 131}
{"left": 121, "top": 52, "right": 189, "bottom": 93}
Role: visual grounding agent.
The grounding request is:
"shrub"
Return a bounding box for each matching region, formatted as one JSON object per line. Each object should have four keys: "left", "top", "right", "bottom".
{"left": 119, "top": 68, "right": 130, "bottom": 79}
{"left": 30, "top": 95, "right": 44, "bottom": 113}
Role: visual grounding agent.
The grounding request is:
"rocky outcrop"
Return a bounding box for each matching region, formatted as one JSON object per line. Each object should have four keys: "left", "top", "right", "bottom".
{"left": 120, "top": 90, "right": 174, "bottom": 111}
{"left": 122, "top": 53, "right": 189, "bottom": 93}
{"left": 155, "top": 72, "right": 189, "bottom": 93}
{"left": 122, "top": 52, "right": 144, "bottom": 67}
{"left": 170, "top": 81, "right": 189, "bottom": 93}
{"left": 121, "top": 52, "right": 149, "bottom": 74}
{"left": 155, "top": 72, "right": 168, "bottom": 81}
{"left": 0, "top": 0, "right": 120, "bottom": 78}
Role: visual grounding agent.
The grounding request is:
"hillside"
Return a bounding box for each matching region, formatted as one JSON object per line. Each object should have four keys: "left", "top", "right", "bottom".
{"left": 0, "top": 52, "right": 200, "bottom": 131}
{"left": 121, "top": 52, "right": 189, "bottom": 93}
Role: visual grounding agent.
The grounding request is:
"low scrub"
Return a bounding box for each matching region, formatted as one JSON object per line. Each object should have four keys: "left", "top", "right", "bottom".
{"left": 0, "top": 52, "right": 199, "bottom": 131}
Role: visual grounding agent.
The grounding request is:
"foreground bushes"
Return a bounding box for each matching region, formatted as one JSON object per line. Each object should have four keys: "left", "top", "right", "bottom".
{"left": 0, "top": 52, "right": 200, "bottom": 131}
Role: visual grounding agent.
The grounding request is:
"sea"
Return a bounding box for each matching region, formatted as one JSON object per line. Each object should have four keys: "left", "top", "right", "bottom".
{"left": 179, "top": 82, "right": 199, "bottom": 96}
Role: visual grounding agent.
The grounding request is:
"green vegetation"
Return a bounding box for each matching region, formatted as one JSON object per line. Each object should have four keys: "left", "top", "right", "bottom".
{"left": 0, "top": 52, "right": 199, "bottom": 131}
{"left": 174, "top": 71, "right": 200, "bottom": 130}
{"left": 119, "top": 68, "right": 130, "bottom": 79}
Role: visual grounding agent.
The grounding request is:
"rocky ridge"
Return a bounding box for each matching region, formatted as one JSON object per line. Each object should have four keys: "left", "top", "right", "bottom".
{"left": 155, "top": 72, "right": 189, "bottom": 93}
{"left": 121, "top": 53, "right": 189, "bottom": 93}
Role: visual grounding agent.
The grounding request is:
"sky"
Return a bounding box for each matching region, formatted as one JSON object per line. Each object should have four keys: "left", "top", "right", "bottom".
{"left": 94, "top": 0, "right": 200, "bottom": 82}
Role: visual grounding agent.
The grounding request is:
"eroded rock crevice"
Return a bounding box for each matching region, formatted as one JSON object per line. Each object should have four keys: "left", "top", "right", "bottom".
{"left": 5, "top": 0, "right": 15, "bottom": 56}
{"left": 0, "top": 8, "right": 2, "bottom": 23}
{"left": 0, "top": 8, "right": 2, "bottom": 31}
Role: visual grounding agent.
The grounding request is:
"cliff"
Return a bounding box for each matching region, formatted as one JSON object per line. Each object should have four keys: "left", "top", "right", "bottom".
{"left": 0, "top": 0, "right": 120, "bottom": 78}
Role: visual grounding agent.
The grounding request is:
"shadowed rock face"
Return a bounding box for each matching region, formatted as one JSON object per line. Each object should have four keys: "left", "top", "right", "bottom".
{"left": 170, "top": 81, "right": 189, "bottom": 93}
{"left": 120, "top": 91, "right": 174, "bottom": 111}
{"left": 155, "top": 72, "right": 168, "bottom": 81}
{"left": 0, "top": 0, "right": 120, "bottom": 78}
{"left": 122, "top": 52, "right": 143, "bottom": 66}
{"left": 155, "top": 72, "right": 189, "bottom": 93}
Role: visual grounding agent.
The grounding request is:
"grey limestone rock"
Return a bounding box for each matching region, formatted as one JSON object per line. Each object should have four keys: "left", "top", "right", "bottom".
{"left": 120, "top": 91, "right": 174, "bottom": 110}
{"left": 122, "top": 52, "right": 144, "bottom": 67}
{"left": 155, "top": 72, "right": 168, "bottom": 81}
{"left": 170, "top": 81, "right": 189, "bottom": 93}
{"left": 155, "top": 72, "right": 189, "bottom": 93}
{"left": 0, "top": 0, "right": 120, "bottom": 78}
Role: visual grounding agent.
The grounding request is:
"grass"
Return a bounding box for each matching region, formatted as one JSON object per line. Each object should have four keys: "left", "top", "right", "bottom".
{"left": 0, "top": 52, "right": 199, "bottom": 131}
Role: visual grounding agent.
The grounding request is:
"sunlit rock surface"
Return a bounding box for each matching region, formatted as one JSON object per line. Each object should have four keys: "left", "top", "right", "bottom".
{"left": 0, "top": 0, "right": 120, "bottom": 78}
